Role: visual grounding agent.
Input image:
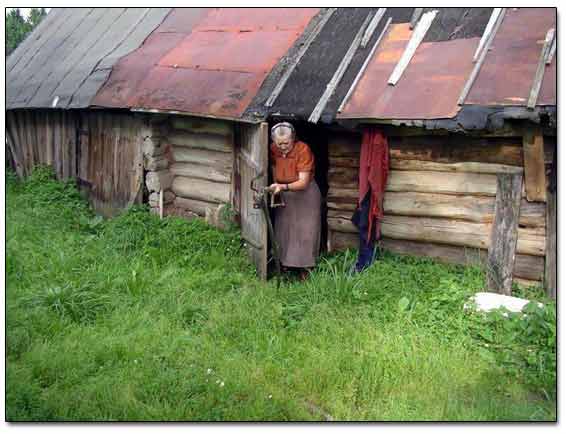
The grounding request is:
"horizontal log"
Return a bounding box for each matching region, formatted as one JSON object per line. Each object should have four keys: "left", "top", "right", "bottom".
{"left": 519, "top": 199, "right": 546, "bottom": 228}
{"left": 174, "top": 197, "right": 217, "bottom": 217}
{"left": 148, "top": 190, "right": 175, "bottom": 207}
{"left": 328, "top": 156, "right": 359, "bottom": 168}
{"left": 389, "top": 136, "right": 523, "bottom": 166}
{"left": 327, "top": 232, "right": 544, "bottom": 281}
{"left": 172, "top": 146, "right": 232, "bottom": 170}
{"left": 328, "top": 214, "right": 544, "bottom": 256}
{"left": 517, "top": 227, "right": 545, "bottom": 257}
{"left": 328, "top": 192, "right": 495, "bottom": 223}
{"left": 329, "top": 171, "right": 498, "bottom": 196}
{"left": 170, "top": 162, "right": 231, "bottom": 184}
{"left": 386, "top": 171, "right": 497, "bottom": 196}
{"left": 171, "top": 176, "right": 230, "bottom": 204}
{"left": 170, "top": 116, "right": 233, "bottom": 137}
{"left": 145, "top": 170, "right": 174, "bottom": 193}
{"left": 390, "top": 159, "right": 523, "bottom": 174}
{"left": 168, "top": 129, "right": 232, "bottom": 153}
{"left": 514, "top": 277, "right": 542, "bottom": 288}
{"left": 328, "top": 133, "right": 361, "bottom": 157}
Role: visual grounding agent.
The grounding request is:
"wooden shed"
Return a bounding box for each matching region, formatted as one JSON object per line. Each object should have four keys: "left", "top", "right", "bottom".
{"left": 6, "top": 7, "right": 556, "bottom": 296}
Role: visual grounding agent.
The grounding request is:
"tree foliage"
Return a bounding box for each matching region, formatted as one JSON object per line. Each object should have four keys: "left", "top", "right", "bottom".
{"left": 6, "top": 8, "right": 47, "bottom": 56}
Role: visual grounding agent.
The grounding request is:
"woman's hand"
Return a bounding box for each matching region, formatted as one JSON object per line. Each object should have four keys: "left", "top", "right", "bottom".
{"left": 268, "top": 183, "right": 285, "bottom": 195}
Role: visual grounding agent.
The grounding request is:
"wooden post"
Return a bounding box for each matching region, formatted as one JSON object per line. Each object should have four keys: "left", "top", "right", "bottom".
{"left": 523, "top": 128, "right": 547, "bottom": 202}
{"left": 486, "top": 173, "right": 523, "bottom": 295}
{"left": 544, "top": 148, "right": 556, "bottom": 298}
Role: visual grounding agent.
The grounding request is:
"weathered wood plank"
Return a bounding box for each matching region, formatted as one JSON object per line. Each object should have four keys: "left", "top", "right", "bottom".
{"left": 519, "top": 199, "right": 546, "bottom": 228}
{"left": 170, "top": 116, "right": 233, "bottom": 137}
{"left": 328, "top": 231, "right": 543, "bottom": 281}
{"left": 486, "top": 173, "right": 523, "bottom": 294}
{"left": 523, "top": 129, "right": 546, "bottom": 202}
{"left": 389, "top": 159, "right": 523, "bottom": 174}
{"left": 170, "top": 162, "right": 231, "bottom": 184}
{"left": 389, "top": 136, "right": 524, "bottom": 166}
{"left": 544, "top": 162, "right": 556, "bottom": 298}
{"left": 329, "top": 170, "right": 498, "bottom": 197}
{"left": 168, "top": 129, "right": 232, "bottom": 153}
{"left": 386, "top": 171, "right": 497, "bottom": 196}
{"left": 171, "top": 176, "right": 230, "bottom": 204}
{"left": 172, "top": 146, "right": 232, "bottom": 170}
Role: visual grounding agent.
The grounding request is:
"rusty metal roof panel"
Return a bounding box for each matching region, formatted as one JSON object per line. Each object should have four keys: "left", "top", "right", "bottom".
{"left": 94, "top": 7, "right": 319, "bottom": 118}
{"left": 464, "top": 8, "right": 556, "bottom": 106}
{"left": 338, "top": 24, "right": 478, "bottom": 120}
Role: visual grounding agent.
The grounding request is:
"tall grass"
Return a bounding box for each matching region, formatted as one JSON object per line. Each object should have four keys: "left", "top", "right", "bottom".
{"left": 6, "top": 167, "right": 556, "bottom": 421}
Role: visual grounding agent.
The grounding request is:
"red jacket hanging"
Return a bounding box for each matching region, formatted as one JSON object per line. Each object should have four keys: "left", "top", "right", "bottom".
{"left": 358, "top": 128, "right": 389, "bottom": 242}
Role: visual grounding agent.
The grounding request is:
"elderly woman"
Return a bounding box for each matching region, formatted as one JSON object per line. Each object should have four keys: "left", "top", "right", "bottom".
{"left": 268, "top": 122, "right": 321, "bottom": 277}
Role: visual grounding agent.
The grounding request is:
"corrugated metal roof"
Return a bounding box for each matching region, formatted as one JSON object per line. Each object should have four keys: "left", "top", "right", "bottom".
{"left": 338, "top": 24, "right": 479, "bottom": 119}
{"left": 6, "top": 8, "right": 172, "bottom": 110}
{"left": 464, "top": 8, "right": 556, "bottom": 106}
{"left": 94, "top": 8, "right": 319, "bottom": 119}
{"left": 338, "top": 7, "right": 556, "bottom": 121}
{"left": 6, "top": 7, "right": 556, "bottom": 123}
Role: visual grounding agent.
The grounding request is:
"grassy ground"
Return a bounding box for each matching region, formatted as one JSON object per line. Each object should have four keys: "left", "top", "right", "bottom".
{"left": 6, "top": 167, "right": 556, "bottom": 421}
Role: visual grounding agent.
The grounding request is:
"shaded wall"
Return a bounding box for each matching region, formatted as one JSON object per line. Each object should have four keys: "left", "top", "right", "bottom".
{"left": 326, "top": 128, "right": 555, "bottom": 289}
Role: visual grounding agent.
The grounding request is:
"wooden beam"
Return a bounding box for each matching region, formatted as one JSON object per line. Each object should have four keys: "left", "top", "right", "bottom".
{"left": 522, "top": 129, "right": 547, "bottom": 202}
{"left": 309, "top": 12, "right": 373, "bottom": 123}
{"left": 486, "top": 173, "right": 523, "bottom": 295}
{"left": 527, "top": 28, "right": 555, "bottom": 109}
{"left": 265, "top": 8, "right": 337, "bottom": 107}
{"left": 388, "top": 10, "right": 437, "bottom": 86}
{"left": 360, "top": 8, "right": 386, "bottom": 48}
{"left": 546, "top": 36, "right": 556, "bottom": 65}
{"left": 473, "top": 8, "right": 503, "bottom": 62}
{"left": 458, "top": 8, "right": 506, "bottom": 104}
{"left": 544, "top": 148, "right": 556, "bottom": 298}
{"left": 409, "top": 8, "right": 424, "bottom": 29}
{"left": 338, "top": 17, "right": 392, "bottom": 113}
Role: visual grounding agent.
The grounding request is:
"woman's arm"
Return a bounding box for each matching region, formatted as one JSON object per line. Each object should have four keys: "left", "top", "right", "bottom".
{"left": 268, "top": 172, "right": 311, "bottom": 194}
{"left": 287, "top": 171, "right": 311, "bottom": 191}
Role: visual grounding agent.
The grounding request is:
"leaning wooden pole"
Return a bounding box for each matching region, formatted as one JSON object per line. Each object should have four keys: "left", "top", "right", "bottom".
{"left": 486, "top": 173, "right": 523, "bottom": 294}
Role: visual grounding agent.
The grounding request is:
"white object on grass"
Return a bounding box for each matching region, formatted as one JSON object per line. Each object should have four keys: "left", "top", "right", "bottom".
{"left": 464, "top": 292, "right": 543, "bottom": 314}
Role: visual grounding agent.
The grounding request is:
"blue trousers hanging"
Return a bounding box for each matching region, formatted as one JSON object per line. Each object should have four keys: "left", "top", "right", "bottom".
{"left": 351, "top": 189, "right": 378, "bottom": 272}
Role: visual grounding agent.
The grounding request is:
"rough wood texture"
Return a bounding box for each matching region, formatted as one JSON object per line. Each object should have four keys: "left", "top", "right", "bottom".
{"left": 170, "top": 116, "right": 233, "bottom": 137}
{"left": 519, "top": 199, "right": 546, "bottom": 228}
{"left": 486, "top": 173, "right": 523, "bottom": 294}
{"left": 388, "top": 136, "right": 523, "bottom": 166}
{"left": 544, "top": 185, "right": 556, "bottom": 298}
{"left": 329, "top": 170, "right": 497, "bottom": 196}
{"left": 174, "top": 196, "right": 217, "bottom": 217}
{"left": 172, "top": 146, "right": 232, "bottom": 170}
{"left": 170, "top": 162, "right": 231, "bottom": 184}
{"left": 168, "top": 129, "right": 232, "bottom": 153}
{"left": 171, "top": 176, "right": 230, "bottom": 204}
{"left": 236, "top": 122, "right": 269, "bottom": 279}
{"left": 149, "top": 190, "right": 175, "bottom": 207}
{"left": 142, "top": 136, "right": 166, "bottom": 157}
{"left": 523, "top": 130, "right": 547, "bottom": 202}
{"left": 146, "top": 170, "right": 174, "bottom": 193}
{"left": 386, "top": 170, "right": 497, "bottom": 196}
{"left": 390, "top": 159, "right": 523, "bottom": 174}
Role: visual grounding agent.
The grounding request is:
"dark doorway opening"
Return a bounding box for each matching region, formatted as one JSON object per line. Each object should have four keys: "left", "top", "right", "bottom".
{"left": 267, "top": 119, "right": 329, "bottom": 257}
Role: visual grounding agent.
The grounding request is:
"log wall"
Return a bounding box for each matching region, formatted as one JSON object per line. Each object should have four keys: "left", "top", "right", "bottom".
{"left": 326, "top": 130, "right": 548, "bottom": 286}
{"left": 156, "top": 115, "right": 235, "bottom": 221}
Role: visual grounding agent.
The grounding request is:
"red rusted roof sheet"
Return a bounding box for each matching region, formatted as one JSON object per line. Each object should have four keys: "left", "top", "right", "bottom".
{"left": 465, "top": 8, "right": 556, "bottom": 106}
{"left": 338, "top": 24, "right": 479, "bottom": 119}
{"left": 93, "top": 8, "right": 319, "bottom": 119}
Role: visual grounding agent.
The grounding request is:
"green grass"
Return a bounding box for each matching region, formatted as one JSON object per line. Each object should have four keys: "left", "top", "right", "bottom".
{"left": 6, "top": 167, "right": 556, "bottom": 421}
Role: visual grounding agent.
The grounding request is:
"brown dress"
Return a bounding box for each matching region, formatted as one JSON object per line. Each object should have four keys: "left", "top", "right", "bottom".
{"left": 271, "top": 141, "right": 321, "bottom": 268}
